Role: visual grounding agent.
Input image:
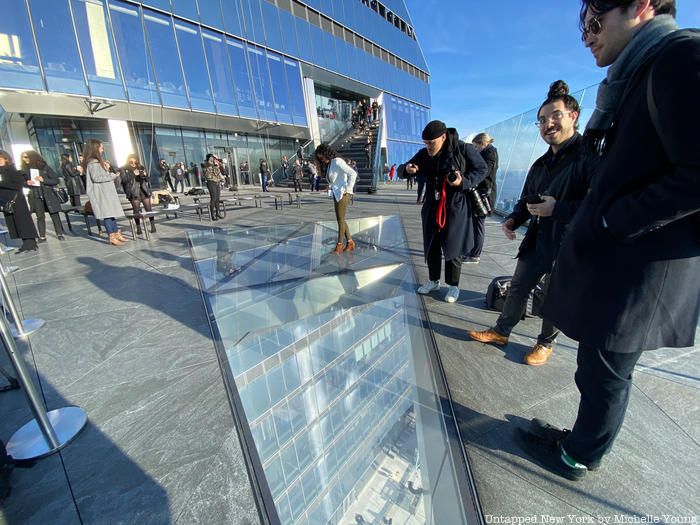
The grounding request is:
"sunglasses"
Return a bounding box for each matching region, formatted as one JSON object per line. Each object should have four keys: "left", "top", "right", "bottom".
{"left": 581, "top": 15, "right": 603, "bottom": 41}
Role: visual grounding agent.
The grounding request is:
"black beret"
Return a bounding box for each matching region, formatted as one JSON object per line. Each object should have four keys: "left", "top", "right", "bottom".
{"left": 422, "top": 120, "right": 447, "bottom": 140}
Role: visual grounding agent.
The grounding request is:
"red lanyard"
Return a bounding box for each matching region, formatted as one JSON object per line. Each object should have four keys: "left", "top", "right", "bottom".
{"left": 435, "top": 177, "right": 447, "bottom": 230}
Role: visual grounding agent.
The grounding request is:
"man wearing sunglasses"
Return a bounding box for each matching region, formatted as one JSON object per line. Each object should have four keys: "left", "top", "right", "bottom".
{"left": 520, "top": 0, "right": 700, "bottom": 482}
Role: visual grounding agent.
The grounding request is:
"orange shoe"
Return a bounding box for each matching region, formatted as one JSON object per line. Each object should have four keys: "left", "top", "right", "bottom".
{"left": 524, "top": 344, "right": 553, "bottom": 366}
{"left": 331, "top": 242, "right": 344, "bottom": 255}
{"left": 344, "top": 239, "right": 356, "bottom": 252}
{"left": 467, "top": 328, "right": 509, "bottom": 345}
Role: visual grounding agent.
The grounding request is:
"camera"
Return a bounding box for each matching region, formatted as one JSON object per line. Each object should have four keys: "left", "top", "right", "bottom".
{"left": 440, "top": 157, "right": 459, "bottom": 183}
{"left": 525, "top": 194, "right": 545, "bottom": 204}
{"left": 469, "top": 187, "right": 492, "bottom": 218}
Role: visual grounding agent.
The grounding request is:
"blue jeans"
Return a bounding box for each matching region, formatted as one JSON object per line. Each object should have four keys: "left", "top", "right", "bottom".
{"left": 261, "top": 175, "right": 268, "bottom": 192}
{"left": 103, "top": 218, "right": 117, "bottom": 234}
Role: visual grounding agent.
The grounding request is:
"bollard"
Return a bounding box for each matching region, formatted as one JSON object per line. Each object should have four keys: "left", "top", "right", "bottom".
{"left": 0, "top": 313, "right": 87, "bottom": 460}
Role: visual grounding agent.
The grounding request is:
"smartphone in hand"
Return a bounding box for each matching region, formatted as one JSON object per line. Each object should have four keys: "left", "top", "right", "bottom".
{"left": 525, "top": 194, "right": 545, "bottom": 204}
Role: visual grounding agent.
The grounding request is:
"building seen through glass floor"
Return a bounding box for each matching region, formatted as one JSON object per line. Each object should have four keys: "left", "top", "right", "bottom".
{"left": 188, "top": 215, "right": 481, "bottom": 525}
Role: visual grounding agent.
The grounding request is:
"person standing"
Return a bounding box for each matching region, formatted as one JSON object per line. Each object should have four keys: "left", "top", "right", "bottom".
{"left": 468, "top": 81, "right": 593, "bottom": 365}
{"left": 520, "top": 0, "right": 700, "bottom": 481}
{"left": 82, "top": 139, "right": 127, "bottom": 246}
{"left": 204, "top": 154, "right": 224, "bottom": 221}
{"left": 173, "top": 162, "right": 185, "bottom": 193}
{"left": 406, "top": 120, "right": 488, "bottom": 303}
{"left": 0, "top": 150, "right": 38, "bottom": 253}
{"left": 466, "top": 133, "right": 499, "bottom": 263}
{"left": 19, "top": 150, "right": 66, "bottom": 242}
{"left": 292, "top": 159, "right": 303, "bottom": 192}
{"left": 60, "top": 153, "right": 84, "bottom": 207}
{"left": 121, "top": 154, "right": 156, "bottom": 235}
{"left": 281, "top": 156, "right": 289, "bottom": 179}
{"left": 259, "top": 158, "right": 270, "bottom": 192}
{"left": 315, "top": 143, "right": 357, "bottom": 254}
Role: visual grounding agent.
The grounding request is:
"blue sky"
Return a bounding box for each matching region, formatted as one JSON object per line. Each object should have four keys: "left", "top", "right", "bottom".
{"left": 405, "top": 0, "right": 700, "bottom": 136}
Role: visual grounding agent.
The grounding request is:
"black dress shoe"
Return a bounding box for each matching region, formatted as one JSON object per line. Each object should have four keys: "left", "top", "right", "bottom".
{"left": 517, "top": 427, "right": 588, "bottom": 481}
{"left": 18, "top": 240, "right": 38, "bottom": 253}
{"left": 57, "top": 235, "right": 65, "bottom": 241}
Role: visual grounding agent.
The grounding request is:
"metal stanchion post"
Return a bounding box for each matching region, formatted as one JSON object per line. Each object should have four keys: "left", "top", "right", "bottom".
{"left": 0, "top": 263, "right": 44, "bottom": 338}
{"left": 0, "top": 313, "right": 87, "bottom": 460}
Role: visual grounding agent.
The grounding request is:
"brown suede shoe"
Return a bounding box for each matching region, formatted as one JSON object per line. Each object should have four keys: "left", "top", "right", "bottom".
{"left": 468, "top": 328, "right": 508, "bottom": 345}
{"left": 524, "top": 344, "right": 553, "bottom": 366}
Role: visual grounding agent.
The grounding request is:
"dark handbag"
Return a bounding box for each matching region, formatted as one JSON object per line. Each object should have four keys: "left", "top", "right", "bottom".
{"left": 53, "top": 186, "right": 69, "bottom": 204}
{"left": 0, "top": 194, "right": 18, "bottom": 214}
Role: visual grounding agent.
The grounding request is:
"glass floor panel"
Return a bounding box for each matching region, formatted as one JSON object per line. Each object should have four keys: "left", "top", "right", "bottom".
{"left": 188, "top": 215, "right": 481, "bottom": 525}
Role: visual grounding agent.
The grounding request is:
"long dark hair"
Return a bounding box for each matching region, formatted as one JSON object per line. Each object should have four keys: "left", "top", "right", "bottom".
{"left": 314, "top": 143, "right": 337, "bottom": 164}
{"left": 20, "top": 150, "right": 47, "bottom": 170}
{"left": 538, "top": 80, "right": 581, "bottom": 130}
{"left": 0, "top": 150, "right": 13, "bottom": 166}
{"left": 81, "top": 139, "right": 104, "bottom": 172}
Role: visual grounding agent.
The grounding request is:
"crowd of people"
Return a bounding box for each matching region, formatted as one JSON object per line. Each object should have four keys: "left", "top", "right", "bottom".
{"left": 403, "top": 0, "right": 699, "bottom": 484}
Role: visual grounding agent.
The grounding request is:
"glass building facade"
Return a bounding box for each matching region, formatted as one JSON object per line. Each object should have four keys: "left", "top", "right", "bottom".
{"left": 188, "top": 215, "right": 481, "bottom": 525}
{"left": 483, "top": 84, "right": 597, "bottom": 214}
{"left": 0, "top": 0, "right": 430, "bottom": 181}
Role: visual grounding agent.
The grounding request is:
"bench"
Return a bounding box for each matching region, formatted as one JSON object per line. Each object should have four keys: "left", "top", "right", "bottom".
{"left": 123, "top": 209, "right": 171, "bottom": 240}
{"left": 286, "top": 192, "right": 301, "bottom": 208}
{"left": 254, "top": 194, "right": 283, "bottom": 210}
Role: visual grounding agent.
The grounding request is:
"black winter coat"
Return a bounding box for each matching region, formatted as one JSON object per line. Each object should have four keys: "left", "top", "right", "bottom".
{"left": 61, "top": 162, "right": 84, "bottom": 196}
{"left": 0, "top": 165, "right": 37, "bottom": 240}
{"left": 120, "top": 166, "right": 152, "bottom": 200}
{"left": 26, "top": 165, "right": 63, "bottom": 214}
{"left": 544, "top": 34, "right": 700, "bottom": 353}
{"left": 477, "top": 144, "right": 498, "bottom": 209}
{"left": 407, "top": 128, "right": 488, "bottom": 261}
{"left": 506, "top": 134, "right": 594, "bottom": 272}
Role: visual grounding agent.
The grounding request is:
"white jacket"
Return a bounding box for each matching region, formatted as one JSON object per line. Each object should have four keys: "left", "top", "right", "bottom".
{"left": 326, "top": 158, "right": 357, "bottom": 202}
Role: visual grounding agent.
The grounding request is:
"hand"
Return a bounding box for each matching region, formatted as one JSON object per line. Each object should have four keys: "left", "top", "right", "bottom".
{"left": 527, "top": 195, "right": 556, "bottom": 217}
{"left": 502, "top": 218, "right": 516, "bottom": 240}
{"left": 447, "top": 171, "right": 462, "bottom": 187}
{"left": 405, "top": 163, "right": 418, "bottom": 175}
{"left": 103, "top": 161, "right": 111, "bottom": 170}
{"left": 37, "top": 175, "right": 44, "bottom": 183}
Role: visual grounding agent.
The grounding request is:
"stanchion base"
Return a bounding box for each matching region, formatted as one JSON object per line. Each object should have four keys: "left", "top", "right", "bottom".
{"left": 0, "top": 246, "right": 16, "bottom": 254}
{"left": 6, "top": 406, "right": 88, "bottom": 460}
{"left": 10, "top": 318, "right": 46, "bottom": 339}
{"left": 2, "top": 265, "right": 19, "bottom": 275}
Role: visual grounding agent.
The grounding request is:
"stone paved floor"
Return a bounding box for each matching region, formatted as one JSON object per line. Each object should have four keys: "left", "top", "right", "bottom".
{"left": 0, "top": 184, "right": 697, "bottom": 524}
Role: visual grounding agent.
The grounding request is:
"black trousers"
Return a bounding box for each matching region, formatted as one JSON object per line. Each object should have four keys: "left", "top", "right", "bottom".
{"left": 207, "top": 181, "right": 221, "bottom": 218}
{"left": 416, "top": 178, "right": 426, "bottom": 202}
{"left": 427, "top": 233, "right": 462, "bottom": 286}
{"left": 495, "top": 249, "right": 558, "bottom": 345}
{"left": 470, "top": 215, "right": 485, "bottom": 258}
{"left": 34, "top": 202, "right": 64, "bottom": 238}
{"left": 562, "top": 345, "right": 643, "bottom": 467}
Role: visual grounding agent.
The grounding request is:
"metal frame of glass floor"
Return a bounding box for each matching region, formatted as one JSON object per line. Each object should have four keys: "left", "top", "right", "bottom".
{"left": 187, "top": 215, "right": 482, "bottom": 525}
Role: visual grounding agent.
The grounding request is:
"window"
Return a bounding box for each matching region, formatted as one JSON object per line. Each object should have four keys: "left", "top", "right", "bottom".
{"left": 285, "top": 59, "right": 306, "bottom": 126}
{"left": 174, "top": 22, "right": 215, "bottom": 112}
{"left": 28, "top": 0, "right": 87, "bottom": 95}
{"left": 276, "top": 9, "right": 299, "bottom": 58}
{"left": 71, "top": 0, "right": 126, "bottom": 100}
{"left": 196, "top": 0, "right": 224, "bottom": 29}
{"left": 220, "top": 0, "right": 243, "bottom": 36}
{"left": 201, "top": 30, "right": 238, "bottom": 116}
{"left": 240, "top": 0, "right": 265, "bottom": 43}
{"left": 0, "top": 0, "right": 44, "bottom": 90}
{"left": 142, "top": 0, "right": 170, "bottom": 11}
{"left": 171, "top": 0, "right": 198, "bottom": 21}
{"left": 260, "top": 1, "right": 282, "bottom": 52}
{"left": 109, "top": 1, "right": 160, "bottom": 105}
{"left": 246, "top": 44, "right": 276, "bottom": 121}
{"left": 143, "top": 10, "right": 188, "bottom": 108}
{"left": 227, "top": 39, "right": 256, "bottom": 119}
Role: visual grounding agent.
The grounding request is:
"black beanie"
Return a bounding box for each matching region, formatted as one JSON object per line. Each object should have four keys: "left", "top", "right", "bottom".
{"left": 422, "top": 120, "right": 447, "bottom": 140}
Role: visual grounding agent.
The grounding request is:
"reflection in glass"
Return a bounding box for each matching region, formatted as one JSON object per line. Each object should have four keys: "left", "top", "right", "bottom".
{"left": 174, "top": 21, "right": 215, "bottom": 112}
{"left": 71, "top": 0, "right": 126, "bottom": 100}
{"left": 228, "top": 39, "right": 257, "bottom": 119}
{"left": 188, "top": 216, "right": 475, "bottom": 525}
{"left": 143, "top": 10, "right": 189, "bottom": 108}
{"left": 28, "top": 0, "right": 88, "bottom": 95}
{"left": 109, "top": 0, "right": 160, "bottom": 105}
{"left": 247, "top": 44, "right": 276, "bottom": 122}
{"left": 284, "top": 59, "right": 306, "bottom": 126}
{"left": 266, "top": 51, "right": 292, "bottom": 125}
{"left": 0, "top": 0, "right": 44, "bottom": 90}
{"left": 201, "top": 30, "right": 238, "bottom": 116}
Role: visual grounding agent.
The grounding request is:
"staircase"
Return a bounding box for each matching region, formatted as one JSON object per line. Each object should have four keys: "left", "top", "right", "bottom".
{"left": 334, "top": 126, "right": 379, "bottom": 194}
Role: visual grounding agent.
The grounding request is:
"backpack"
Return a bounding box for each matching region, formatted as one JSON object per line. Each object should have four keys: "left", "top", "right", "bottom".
{"left": 186, "top": 188, "right": 206, "bottom": 196}
{"left": 485, "top": 275, "right": 544, "bottom": 319}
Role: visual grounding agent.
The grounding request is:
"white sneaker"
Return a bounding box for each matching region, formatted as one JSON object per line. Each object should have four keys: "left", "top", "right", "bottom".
{"left": 417, "top": 280, "right": 440, "bottom": 295}
{"left": 445, "top": 286, "right": 460, "bottom": 303}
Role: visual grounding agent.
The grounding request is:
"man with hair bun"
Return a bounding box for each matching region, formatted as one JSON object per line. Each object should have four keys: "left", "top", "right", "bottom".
{"left": 520, "top": 0, "right": 700, "bottom": 482}
{"left": 405, "top": 120, "right": 487, "bottom": 303}
{"left": 469, "top": 80, "right": 593, "bottom": 366}
{"left": 467, "top": 132, "right": 499, "bottom": 263}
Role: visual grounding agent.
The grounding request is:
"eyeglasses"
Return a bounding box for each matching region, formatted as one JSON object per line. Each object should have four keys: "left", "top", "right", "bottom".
{"left": 581, "top": 15, "right": 603, "bottom": 41}
{"left": 535, "top": 110, "right": 573, "bottom": 128}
